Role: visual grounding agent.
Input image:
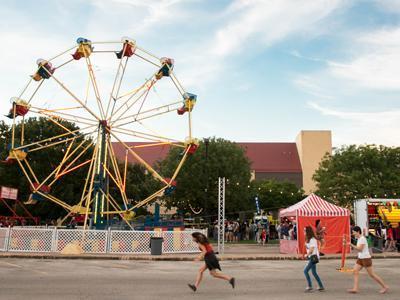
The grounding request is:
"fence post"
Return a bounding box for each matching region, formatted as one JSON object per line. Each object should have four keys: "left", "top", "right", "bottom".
{"left": 51, "top": 228, "right": 57, "bottom": 252}
{"left": 106, "top": 227, "right": 111, "bottom": 253}
{"left": 5, "top": 226, "right": 11, "bottom": 252}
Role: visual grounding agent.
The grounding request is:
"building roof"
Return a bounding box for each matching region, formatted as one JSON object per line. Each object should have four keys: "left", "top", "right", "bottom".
{"left": 239, "top": 142, "right": 302, "bottom": 173}
{"left": 111, "top": 142, "right": 302, "bottom": 173}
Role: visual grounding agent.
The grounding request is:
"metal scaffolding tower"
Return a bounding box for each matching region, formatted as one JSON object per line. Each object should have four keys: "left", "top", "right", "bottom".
{"left": 217, "top": 177, "right": 225, "bottom": 254}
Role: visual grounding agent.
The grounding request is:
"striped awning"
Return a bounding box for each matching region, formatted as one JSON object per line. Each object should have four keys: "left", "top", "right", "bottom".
{"left": 280, "top": 193, "right": 350, "bottom": 217}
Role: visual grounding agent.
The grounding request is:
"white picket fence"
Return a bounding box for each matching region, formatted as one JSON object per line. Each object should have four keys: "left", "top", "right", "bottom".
{"left": 0, "top": 227, "right": 206, "bottom": 254}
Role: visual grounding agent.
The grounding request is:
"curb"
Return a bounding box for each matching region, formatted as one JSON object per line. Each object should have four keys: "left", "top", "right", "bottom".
{"left": 1, "top": 253, "right": 400, "bottom": 261}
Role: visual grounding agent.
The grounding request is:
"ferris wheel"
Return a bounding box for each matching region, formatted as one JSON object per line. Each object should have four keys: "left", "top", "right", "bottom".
{"left": 5, "top": 37, "right": 198, "bottom": 229}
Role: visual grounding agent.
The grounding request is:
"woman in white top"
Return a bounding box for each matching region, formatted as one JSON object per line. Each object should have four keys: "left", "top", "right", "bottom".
{"left": 347, "top": 226, "right": 388, "bottom": 294}
{"left": 303, "top": 226, "right": 324, "bottom": 292}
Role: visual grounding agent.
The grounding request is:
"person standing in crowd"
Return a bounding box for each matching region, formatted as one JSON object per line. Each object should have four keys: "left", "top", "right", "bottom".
{"left": 188, "top": 232, "right": 235, "bottom": 292}
{"left": 256, "top": 222, "right": 263, "bottom": 243}
{"left": 288, "top": 224, "right": 294, "bottom": 240}
{"left": 315, "top": 219, "right": 326, "bottom": 256}
{"left": 303, "top": 226, "right": 324, "bottom": 292}
{"left": 385, "top": 223, "right": 396, "bottom": 252}
{"left": 376, "top": 216, "right": 383, "bottom": 237}
{"left": 347, "top": 226, "right": 388, "bottom": 294}
{"left": 396, "top": 223, "right": 400, "bottom": 252}
{"left": 233, "top": 220, "right": 240, "bottom": 242}
{"left": 261, "top": 228, "right": 267, "bottom": 246}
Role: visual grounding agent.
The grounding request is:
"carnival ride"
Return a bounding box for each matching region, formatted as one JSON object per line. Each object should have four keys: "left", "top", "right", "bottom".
{"left": 4, "top": 37, "right": 198, "bottom": 229}
{"left": 0, "top": 186, "right": 39, "bottom": 225}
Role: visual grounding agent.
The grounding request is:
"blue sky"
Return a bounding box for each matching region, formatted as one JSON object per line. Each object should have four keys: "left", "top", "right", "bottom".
{"left": 1, "top": 0, "right": 400, "bottom": 146}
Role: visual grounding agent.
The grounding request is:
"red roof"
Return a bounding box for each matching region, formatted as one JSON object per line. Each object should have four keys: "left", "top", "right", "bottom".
{"left": 239, "top": 143, "right": 302, "bottom": 173}
{"left": 111, "top": 142, "right": 302, "bottom": 173}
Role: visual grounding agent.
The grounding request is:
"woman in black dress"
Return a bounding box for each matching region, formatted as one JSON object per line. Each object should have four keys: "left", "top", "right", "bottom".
{"left": 188, "top": 232, "right": 235, "bottom": 292}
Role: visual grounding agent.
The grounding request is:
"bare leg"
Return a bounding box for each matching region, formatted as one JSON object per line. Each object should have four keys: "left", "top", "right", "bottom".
{"left": 348, "top": 263, "right": 362, "bottom": 293}
{"left": 210, "top": 269, "right": 231, "bottom": 281}
{"left": 366, "top": 266, "right": 389, "bottom": 293}
{"left": 195, "top": 265, "right": 207, "bottom": 288}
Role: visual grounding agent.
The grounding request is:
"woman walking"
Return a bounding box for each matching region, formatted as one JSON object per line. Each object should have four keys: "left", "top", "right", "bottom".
{"left": 304, "top": 226, "right": 325, "bottom": 292}
{"left": 347, "top": 226, "right": 389, "bottom": 294}
{"left": 315, "top": 219, "right": 326, "bottom": 256}
{"left": 188, "top": 232, "right": 235, "bottom": 292}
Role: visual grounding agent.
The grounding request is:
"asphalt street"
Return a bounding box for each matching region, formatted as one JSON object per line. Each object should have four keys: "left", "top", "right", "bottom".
{"left": 0, "top": 258, "right": 398, "bottom": 300}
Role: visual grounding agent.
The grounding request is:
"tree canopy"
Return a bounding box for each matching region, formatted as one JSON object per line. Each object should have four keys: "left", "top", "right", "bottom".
{"left": 249, "top": 180, "right": 305, "bottom": 212}
{"left": 313, "top": 145, "right": 400, "bottom": 207}
{"left": 159, "top": 137, "right": 252, "bottom": 217}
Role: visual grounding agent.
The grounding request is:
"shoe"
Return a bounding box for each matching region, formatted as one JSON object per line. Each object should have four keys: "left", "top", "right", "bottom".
{"left": 229, "top": 277, "right": 235, "bottom": 289}
{"left": 188, "top": 284, "right": 197, "bottom": 292}
{"left": 305, "top": 287, "right": 313, "bottom": 293}
{"left": 318, "top": 287, "right": 325, "bottom": 292}
{"left": 320, "top": 252, "right": 325, "bottom": 256}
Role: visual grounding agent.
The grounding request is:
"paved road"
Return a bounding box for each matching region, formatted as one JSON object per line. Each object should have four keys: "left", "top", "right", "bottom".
{"left": 0, "top": 258, "right": 398, "bottom": 300}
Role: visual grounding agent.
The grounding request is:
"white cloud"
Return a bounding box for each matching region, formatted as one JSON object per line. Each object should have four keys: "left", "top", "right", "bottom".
{"left": 178, "top": 0, "right": 345, "bottom": 89}
{"left": 328, "top": 27, "right": 400, "bottom": 90}
{"left": 294, "top": 76, "right": 334, "bottom": 99}
{"left": 212, "top": 0, "right": 344, "bottom": 57}
{"left": 308, "top": 102, "right": 400, "bottom": 146}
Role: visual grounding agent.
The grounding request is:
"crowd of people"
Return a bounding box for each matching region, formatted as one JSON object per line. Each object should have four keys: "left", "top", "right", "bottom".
{"left": 364, "top": 217, "right": 400, "bottom": 252}
{"left": 276, "top": 218, "right": 297, "bottom": 240}
{"left": 211, "top": 218, "right": 278, "bottom": 245}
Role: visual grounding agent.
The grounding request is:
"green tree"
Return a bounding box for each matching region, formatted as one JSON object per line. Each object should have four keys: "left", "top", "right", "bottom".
{"left": 159, "top": 137, "right": 252, "bottom": 216}
{"left": 0, "top": 117, "right": 94, "bottom": 220}
{"left": 250, "top": 180, "right": 305, "bottom": 212}
{"left": 313, "top": 145, "right": 400, "bottom": 207}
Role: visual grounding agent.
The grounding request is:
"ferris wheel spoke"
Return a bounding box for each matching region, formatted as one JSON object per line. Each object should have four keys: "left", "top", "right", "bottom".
{"left": 37, "top": 192, "right": 72, "bottom": 211}
{"left": 27, "top": 140, "right": 88, "bottom": 194}
{"left": 129, "top": 186, "right": 168, "bottom": 211}
{"left": 54, "top": 58, "right": 75, "bottom": 69}
{"left": 46, "top": 71, "right": 101, "bottom": 121}
{"left": 16, "top": 126, "right": 96, "bottom": 153}
{"left": 109, "top": 131, "right": 168, "bottom": 185}
{"left": 111, "top": 127, "right": 185, "bottom": 145}
{"left": 169, "top": 72, "right": 186, "bottom": 96}
{"left": 99, "top": 190, "right": 134, "bottom": 230}
{"left": 17, "top": 77, "right": 34, "bottom": 100}
{"left": 134, "top": 52, "right": 160, "bottom": 68}
{"left": 26, "top": 79, "right": 45, "bottom": 105}
{"left": 84, "top": 56, "right": 106, "bottom": 119}
{"left": 106, "top": 139, "right": 130, "bottom": 209}
{"left": 83, "top": 137, "right": 101, "bottom": 229}
{"left": 47, "top": 44, "right": 78, "bottom": 63}
{"left": 105, "top": 48, "right": 129, "bottom": 120}
{"left": 116, "top": 78, "right": 157, "bottom": 124}
{"left": 110, "top": 72, "right": 157, "bottom": 122}
{"left": 52, "top": 141, "right": 93, "bottom": 183}
{"left": 113, "top": 101, "right": 182, "bottom": 128}
{"left": 136, "top": 46, "right": 161, "bottom": 63}
{"left": 30, "top": 106, "right": 98, "bottom": 127}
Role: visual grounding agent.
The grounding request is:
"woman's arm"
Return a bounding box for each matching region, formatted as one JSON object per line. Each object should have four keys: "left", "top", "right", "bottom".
{"left": 195, "top": 244, "right": 207, "bottom": 261}
{"left": 349, "top": 242, "right": 364, "bottom": 252}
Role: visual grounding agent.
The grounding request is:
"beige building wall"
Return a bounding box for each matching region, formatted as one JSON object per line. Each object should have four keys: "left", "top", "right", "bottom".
{"left": 296, "top": 130, "right": 332, "bottom": 194}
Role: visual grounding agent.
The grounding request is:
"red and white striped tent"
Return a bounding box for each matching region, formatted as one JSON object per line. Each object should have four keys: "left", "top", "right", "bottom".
{"left": 279, "top": 193, "right": 350, "bottom": 254}
{"left": 280, "top": 193, "right": 350, "bottom": 217}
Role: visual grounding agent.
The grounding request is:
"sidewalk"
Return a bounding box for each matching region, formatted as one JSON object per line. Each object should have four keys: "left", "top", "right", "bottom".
{"left": 1, "top": 244, "right": 400, "bottom": 261}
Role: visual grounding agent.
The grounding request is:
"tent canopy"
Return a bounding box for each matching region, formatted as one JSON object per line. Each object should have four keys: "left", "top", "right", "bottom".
{"left": 280, "top": 193, "right": 350, "bottom": 218}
